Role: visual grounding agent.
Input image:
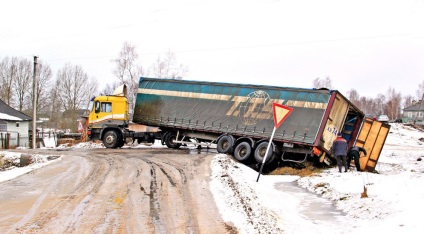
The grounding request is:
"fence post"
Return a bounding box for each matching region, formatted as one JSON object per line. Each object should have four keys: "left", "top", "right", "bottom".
{"left": 6, "top": 133, "right": 10, "bottom": 149}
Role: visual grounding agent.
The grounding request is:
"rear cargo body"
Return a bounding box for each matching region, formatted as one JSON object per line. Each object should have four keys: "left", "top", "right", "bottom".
{"left": 133, "top": 78, "right": 365, "bottom": 160}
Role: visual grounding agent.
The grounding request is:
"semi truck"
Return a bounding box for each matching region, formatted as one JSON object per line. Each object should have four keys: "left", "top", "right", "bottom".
{"left": 85, "top": 77, "right": 390, "bottom": 172}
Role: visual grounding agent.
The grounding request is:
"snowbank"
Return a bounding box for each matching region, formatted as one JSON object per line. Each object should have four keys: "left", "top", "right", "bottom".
{"left": 210, "top": 123, "right": 424, "bottom": 233}
{"left": 0, "top": 151, "right": 61, "bottom": 183}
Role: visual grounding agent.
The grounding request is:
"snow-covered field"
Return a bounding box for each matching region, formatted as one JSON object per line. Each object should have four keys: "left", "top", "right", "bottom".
{"left": 210, "top": 123, "right": 424, "bottom": 233}
{"left": 1, "top": 123, "right": 423, "bottom": 233}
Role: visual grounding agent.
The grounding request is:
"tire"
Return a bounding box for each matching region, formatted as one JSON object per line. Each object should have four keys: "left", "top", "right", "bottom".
{"left": 164, "top": 132, "right": 181, "bottom": 149}
{"left": 117, "top": 137, "right": 125, "bottom": 148}
{"left": 103, "top": 130, "right": 119, "bottom": 148}
{"left": 217, "top": 135, "right": 234, "bottom": 154}
{"left": 254, "top": 141, "right": 275, "bottom": 164}
{"left": 161, "top": 132, "right": 170, "bottom": 145}
{"left": 233, "top": 142, "right": 252, "bottom": 162}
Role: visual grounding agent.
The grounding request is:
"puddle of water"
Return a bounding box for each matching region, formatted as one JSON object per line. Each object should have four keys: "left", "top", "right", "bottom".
{"left": 274, "top": 181, "right": 346, "bottom": 222}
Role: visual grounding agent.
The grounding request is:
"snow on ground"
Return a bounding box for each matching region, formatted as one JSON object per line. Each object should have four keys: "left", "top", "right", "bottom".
{"left": 1, "top": 123, "right": 423, "bottom": 233}
{"left": 210, "top": 123, "right": 424, "bottom": 233}
{"left": 0, "top": 152, "right": 61, "bottom": 183}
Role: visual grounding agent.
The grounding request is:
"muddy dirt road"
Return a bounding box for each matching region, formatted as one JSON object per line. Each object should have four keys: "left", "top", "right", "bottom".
{"left": 0, "top": 148, "right": 234, "bottom": 233}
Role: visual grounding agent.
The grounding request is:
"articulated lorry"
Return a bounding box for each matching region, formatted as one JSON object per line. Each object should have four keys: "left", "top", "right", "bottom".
{"left": 86, "top": 77, "right": 390, "bottom": 171}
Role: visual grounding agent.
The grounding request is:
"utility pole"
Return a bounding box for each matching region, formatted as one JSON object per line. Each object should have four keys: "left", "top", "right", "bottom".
{"left": 32, "top": 56, "right": 38, "bottom": 149}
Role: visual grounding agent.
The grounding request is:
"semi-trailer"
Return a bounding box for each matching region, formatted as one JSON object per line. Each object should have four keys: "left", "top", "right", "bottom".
{"left": 86, "top": 77, "right": 390, "bottom": 172}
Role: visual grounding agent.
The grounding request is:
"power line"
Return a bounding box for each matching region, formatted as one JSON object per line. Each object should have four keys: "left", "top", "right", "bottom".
{"left": 44, "top": 33, "right": 410, "bottom": 62}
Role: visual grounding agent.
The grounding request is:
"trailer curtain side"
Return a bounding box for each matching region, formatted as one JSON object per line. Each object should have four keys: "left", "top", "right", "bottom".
{"left": 133, "top": 78, "right": 335, "bottom": 145}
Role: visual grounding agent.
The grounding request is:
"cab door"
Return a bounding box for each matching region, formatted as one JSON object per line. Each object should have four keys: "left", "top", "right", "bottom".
{"left": 89, "top": 100, "right": 112, "bottom": 128}
{"left": 355, "top": 118, "right": 390, "bottom": 172}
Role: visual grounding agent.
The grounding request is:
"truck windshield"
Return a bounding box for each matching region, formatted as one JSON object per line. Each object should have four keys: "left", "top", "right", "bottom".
{"left": 88, "top": 100, "right": 94, "bottom": 112}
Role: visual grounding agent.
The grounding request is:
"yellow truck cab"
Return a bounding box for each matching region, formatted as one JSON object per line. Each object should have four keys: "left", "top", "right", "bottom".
{"left": 85, "top": 84, "right": 158, "bottom": 148}
{"left": 88, "top": 95, "right": 129, "bottom": 129}
{"left": 86, "top": 85, "right": 129, "bottom": 148}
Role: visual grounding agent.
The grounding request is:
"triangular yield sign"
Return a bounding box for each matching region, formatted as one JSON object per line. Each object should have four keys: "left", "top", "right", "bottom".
{"left": 273, "top": 103, "right": 293, "bottom": 129}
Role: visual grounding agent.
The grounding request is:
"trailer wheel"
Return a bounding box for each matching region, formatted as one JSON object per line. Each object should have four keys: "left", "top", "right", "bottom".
{"left": 254, "top": 141, "right": 275, "bottom": 164}
{"left": 217, "top": 135, "right": 234, "bottom": 154}
{"left": 164, "top": 132, "right": 181, "bottom": 149}
{"left": 103, "top": 130, "right": 119, "bottom": 148}
{"left": 233, "top": 142, "right": 252, "bottom": 162}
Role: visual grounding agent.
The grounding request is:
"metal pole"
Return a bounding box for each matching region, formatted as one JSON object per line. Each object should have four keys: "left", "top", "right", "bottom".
{"left": 32, "top": 56, "right": 38, "bottom": 149}
{"left": 413, "top": 93, "right": 424, "bottom": 125}
{"left": 256, "top": 127, "right": 276, "bottom": 182}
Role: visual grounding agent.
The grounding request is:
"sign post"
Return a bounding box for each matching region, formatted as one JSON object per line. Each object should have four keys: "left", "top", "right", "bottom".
{"left": 256, "top": 103, "right": 293, "bottom": 182}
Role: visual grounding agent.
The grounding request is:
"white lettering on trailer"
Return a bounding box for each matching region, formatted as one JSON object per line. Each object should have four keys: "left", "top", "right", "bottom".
{"left": 139, "top": 88, "right": 328, "bottom": 125}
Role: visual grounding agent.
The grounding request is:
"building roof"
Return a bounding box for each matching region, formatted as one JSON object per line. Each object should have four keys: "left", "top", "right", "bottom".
{"left": 404, "top": 101, "right": 423, "bottom": 112}
{"left": 0, "top": 99, "right": 32, "bottom": 121}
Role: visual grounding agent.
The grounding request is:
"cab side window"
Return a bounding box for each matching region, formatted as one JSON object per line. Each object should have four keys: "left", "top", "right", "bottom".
{"left": 95, "top": 101, "right": 101, "bottom": 113}
{"left": 101, "top": 102, "right": 112, "bottom": 113}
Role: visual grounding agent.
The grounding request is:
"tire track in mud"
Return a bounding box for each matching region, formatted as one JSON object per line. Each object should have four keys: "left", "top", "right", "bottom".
{"left": 2, "top": 148, "right": 232, "bottom": 234}
{"left": 61, "top": 155, "right": 120, "bottom": 233}
{"left": 15, "top": 154, "right": 111, "bottom": 232}
{"left": 141, "top": 156, "right": 206, "bottom": 233}
{"left": 10, "top": 157, "right": 81, "bottom": 232}
{"left": 75, "top": 152, "right": 154, "bottom": 233}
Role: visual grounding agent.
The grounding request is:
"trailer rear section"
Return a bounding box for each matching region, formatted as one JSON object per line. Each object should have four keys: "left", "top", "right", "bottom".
{"left": 133, "top": 78, "right": 381, "bottom": 167}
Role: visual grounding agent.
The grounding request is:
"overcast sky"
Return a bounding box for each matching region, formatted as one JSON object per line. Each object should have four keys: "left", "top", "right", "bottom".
{"left": 1, "top": 0, "right": 424, "bottom": 99}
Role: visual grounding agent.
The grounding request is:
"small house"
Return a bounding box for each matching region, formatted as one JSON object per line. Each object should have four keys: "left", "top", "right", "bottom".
{"left": 403, "top": 100, "right": 423, "bottom": 124}
{"left": 0, "top": 99, "right": 32, "bottom": 148}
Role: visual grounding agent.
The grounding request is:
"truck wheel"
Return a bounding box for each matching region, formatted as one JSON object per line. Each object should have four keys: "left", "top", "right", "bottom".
{"left": 254, "top": 141, "right": 275, "bottom": 164}
{"left": 233, "top": 142, "right": 252, "bottom": 162}
{"left": 217, "top": 135, "right": 234, "bottom": 154}
{"left": 103, "top": 130, "right": 119, "bottom": 148}
{"left": 117, "top": 138, "right": 125, "bottom": 148}
{"left": 165, "top": 132, "right": 181, "bottom": 149}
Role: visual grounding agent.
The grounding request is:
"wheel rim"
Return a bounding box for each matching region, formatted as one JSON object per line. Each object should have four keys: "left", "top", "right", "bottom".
{"left": 105, "top": 135, "right": 115, "bottom": 144}
{"left": 239, "top": 147, "right": 247, "bottom": 157}
{"left": 222, "top": 140, "right": 230, "bottom": 149}
{"left": 169, "top": 136, "right": 176, "bottom": 146}
{"left": 255, "top": 141, "right": 274, "bottom": 164}
{"left": 234, "top": 142, "right": 252, "bottom": 162}
{"left": 258, "top": 147, "right": 266, "bottom": 157}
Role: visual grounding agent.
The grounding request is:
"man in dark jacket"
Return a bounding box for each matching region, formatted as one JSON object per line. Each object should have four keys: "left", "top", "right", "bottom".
{"left": 347, "top": 146, "right": 367, "bottom": 171}
{"left": 332, "top": 132, "right": 348, "bottom": 173}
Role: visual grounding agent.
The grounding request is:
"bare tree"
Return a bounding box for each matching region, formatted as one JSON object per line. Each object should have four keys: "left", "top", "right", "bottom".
{"left": 13, "top": 58, "right": 32, "bottom": 111}
{"left": 54, "top": 63, "right": 98, "bottom": 131}
{"left": 112, "top": 42, "right": 145, "bottom": 113}
{"left": 375, "top": 94, "right": 386, "bottom": 115}
{"left": 312, "top": 77, "right": 333, "bottom": 89}
{"left": 151, "top": 50, "right": 188, "bottom": 79}
{"left": 113, "top": 41, "right": 140, "bottom": 83}
{"left": 358, "top": 96, "right": 379, "bottom": 116}
{"left": 385, "top": 87, "right": 402, "bottom": 120}
{"left": 111, "top": 43, "right": 188, "bottom": 115}
{"left": 416, "top": 80, "right": 424, "bottom": 100}
{"left": 22, "top": 60, "right": 54, "bottom": 117}
{"left": 49, "top": 86, "right": 61, "bottom": 129}
{"left": 34, "top": 61, "right": 53, "bottom": 114}
{"left": 0, "top": 57, "right": 18, "bottom": 106}
{"left": 347, "top": 89, "right": 360, "bottom": 107}
{"left": 100, "top": 81, "right": 121, "bottom": 96}
{"left": 404, "top": 95, "right": 414, "bottom": 109}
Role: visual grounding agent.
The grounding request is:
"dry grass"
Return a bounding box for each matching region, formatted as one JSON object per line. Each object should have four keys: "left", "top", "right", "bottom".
{"left": 361, "top": 186, "right": 368, "bottom": 198}
{"left": 57, "top": 138, "right": 77, "bottom": 147}
{"left": 270, "top": 163, "right": 325, "bottom": 177}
